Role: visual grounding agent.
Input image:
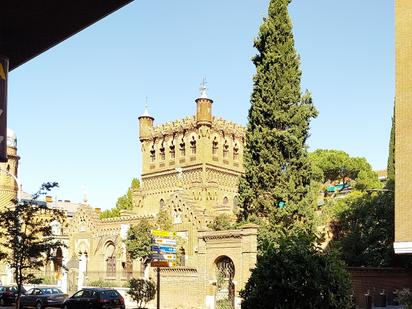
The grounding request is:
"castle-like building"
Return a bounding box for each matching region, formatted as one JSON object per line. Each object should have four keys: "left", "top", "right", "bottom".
{"left": 133, "top": 84, "right": 245, "bottom": 254}
{"left": 0, "top": 86, "right": 257, "bottom": 309}
{"left": 65, "top": 86, "right": 256, "bottom": 309}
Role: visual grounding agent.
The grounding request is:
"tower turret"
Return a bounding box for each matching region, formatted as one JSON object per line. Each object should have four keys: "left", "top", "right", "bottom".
{"left": 138, "top": 106, "right": 154, "bottom": 142}
{"left": 0, "top": 128, "right": 20, "bottom": 208}
{"left": 195, "top": 80, "right": 213, "bottom": 127}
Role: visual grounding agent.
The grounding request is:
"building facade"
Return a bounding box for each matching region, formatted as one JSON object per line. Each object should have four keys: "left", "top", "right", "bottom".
{"left": 394, "top": 0, "right": 412, "bottom": 254}
{"left": 65, "top": 86, "right": 257, "bottom": 309}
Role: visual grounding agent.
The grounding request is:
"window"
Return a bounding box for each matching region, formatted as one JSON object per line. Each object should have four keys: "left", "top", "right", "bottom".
{"left": 179, "top": 138, "right": 185, "bottom": 156}
{"left": 160, "top": 142, "right": 165, "bottom": 160}
{"left": 170, "top": 143, "right": 175, "bottom": 159}
{"left": 72, "top": 290, "right": 84, "bottom": 298}
{"left": 150, "top": 144, "right": 156, "bottom": 162}
{"left": 223, "top": 197, "right": 229, "bottom": 205}
{"left": 190, "top": 136, "right": 196, "bottom": 154}
{"left": 233, "top": 143, "right": 239, "bottom": 160}
{"left": 212, "top": 137, "right": 218, "bottom": 155}
{"left": 223, "top": 140, "right": 229, "bottom": 158}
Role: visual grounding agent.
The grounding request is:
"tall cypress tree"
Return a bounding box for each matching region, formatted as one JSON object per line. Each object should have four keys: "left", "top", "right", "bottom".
{"left": 238, "top": 0, "right": 318, "bottom": 222}
{"left": 387, "top": 107, "right": 395, "bottom": 184}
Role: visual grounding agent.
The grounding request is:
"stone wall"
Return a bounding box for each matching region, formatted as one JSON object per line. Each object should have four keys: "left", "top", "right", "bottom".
{"left": 153, "top": 267, "right": 203, "bottom": 309}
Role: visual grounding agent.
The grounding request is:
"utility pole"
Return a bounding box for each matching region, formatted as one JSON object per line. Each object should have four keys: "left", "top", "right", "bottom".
{"left": 157, "top": 267, "right": 160, "bottom": 309}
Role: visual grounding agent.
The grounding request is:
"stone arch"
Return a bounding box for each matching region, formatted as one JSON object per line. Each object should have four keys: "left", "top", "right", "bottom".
{"left": 105, "top": 241, "right": 116, "bottom": 278}
{"left": 214, "top": 255, "right": 235, "bottom": 308}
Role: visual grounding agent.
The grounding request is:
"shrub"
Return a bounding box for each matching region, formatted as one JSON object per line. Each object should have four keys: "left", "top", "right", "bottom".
{"left": 397, "top": 289, "right": 412, "bottom": 309}
{"left": 241, "top": 233, "right": 352, "bottom": 309}
{"left": 87, "top": 279, "right": 125, "bottom": 288}
{"left": 127, "top": 278, "right": 156, "bottom": 309}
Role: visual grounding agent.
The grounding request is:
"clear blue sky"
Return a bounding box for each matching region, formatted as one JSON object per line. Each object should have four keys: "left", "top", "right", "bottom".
{"left": 8, "top": 0, "right": 394, "bottom": 210}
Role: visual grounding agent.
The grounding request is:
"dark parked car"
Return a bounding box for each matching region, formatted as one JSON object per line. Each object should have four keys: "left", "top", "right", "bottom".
{"left": 0, "top": 285, "right": 26, "bottom": 306}
{"left": 62, "top": 288, "right": 125, "bottom": 309}
{"left": 20, "top": 287, "right": 68, "bottom": 309}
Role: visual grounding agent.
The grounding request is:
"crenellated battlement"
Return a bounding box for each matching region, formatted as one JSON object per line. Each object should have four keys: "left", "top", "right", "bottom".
{"left": 135, "top": 85, "right": 245, "bottom": 229}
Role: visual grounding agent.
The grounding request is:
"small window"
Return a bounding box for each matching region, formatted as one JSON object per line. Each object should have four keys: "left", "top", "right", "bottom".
{"left": 190, "top": 136, "right": 196, "bottom": 154}
{"left": 223, "top": 197, "right": 229, "bottom": 205}
{"left": 160, "top": 142, "right": 165, "bottom": 160}
{"left": 170, "top": 144, "right": 175, "bottom": 158}
{"left": 179, "top": 138, "right": 185, "bottom": 156}
{"left": 233, "top": 143, "right": 239, "bottom": 160}
{"left": 223, "top": 140, "right": 229, "bottom": 157}
{"left": 212, "top": 137, "right": 218, "bottom": 155}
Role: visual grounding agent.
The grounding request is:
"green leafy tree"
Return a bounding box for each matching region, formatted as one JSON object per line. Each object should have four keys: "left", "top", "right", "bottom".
{"left": 238, "top": 0, "right": 318, "bottom": 224}
{"left": 126, "top": 218, "right": 153, "bottom": 261}
{"left": 333, "top": 191, "right": 395, "bottom": 266}
{"left": 127, "top": 278, "right": 156, "bottom": 309}
{"left": 155, "top": 209, "right": 172, "bottom": 231}
{"left": 207, "top": 214, "right": 234, "bottom": 231}
{"left": 0, "top": 183, "right": 65, "bottom": 309}
{"left": 331, "top": 190, "right": 411, "bottom": 268}
{"left": 241, "top": 232, "right": 352, "bottom": 309}
{"left": 328, "top": 110, "right": 412, "bottom": 268}
{"left": 100, "top": 178, "right": 140, "bottom": 219}
{"left": 310, "top": 149, "right": 381, "bottom": 191}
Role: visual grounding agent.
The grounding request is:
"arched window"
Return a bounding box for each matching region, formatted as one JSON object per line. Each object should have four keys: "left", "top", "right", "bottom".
{"left": 223, "top": 140, "right": 229, "bottom": 158}
{"left": 170, "top": 141, "right": 175, "bottom": 159}
{"left": 179, "top": 138, "right": 185, "bottom": 156}
{"left": 190, "top": 136, "right": 197, "bottom": 154}
{"left": 159, "top": 141, "right": 165, "bottom": 160}
{"left": 212, "top": 137, "right": 218, "bottom": 155}
{"left": 150, "top": 143, "right": 156, "bottom": 162}
{"left": 223, "top": 197, "right": 229, "bottom": 205}
{"left": 159, "top": 199, "right": 165, "bottom": 210}
{"left": 233, "top": 143, "right": 239, "bottom": 160}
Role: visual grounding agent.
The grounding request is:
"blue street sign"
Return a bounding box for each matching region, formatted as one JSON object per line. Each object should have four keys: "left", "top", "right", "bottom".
{"left": 150, "top": 253, "right": 165, "bottom": 261}
{"left": 159, "top": 245, "right": 176, "bottom": 253}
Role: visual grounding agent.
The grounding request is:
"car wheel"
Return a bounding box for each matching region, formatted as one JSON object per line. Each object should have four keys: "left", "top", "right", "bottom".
{"left": 63, "top": 305, "right": 69, "bottom": 309}
{"left": 0, "top": 297, "right": 4, "bottom": 306}
{"left": 35, "top": 301, "right": 43, "bottom": 309}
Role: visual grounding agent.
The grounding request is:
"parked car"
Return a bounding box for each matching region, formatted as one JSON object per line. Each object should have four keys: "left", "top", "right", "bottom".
{"left": 0, "top": 285, "right": 26, "bottom": 306}
{"left": 62, "top": 288, "right": 125, "bottom": 309}
{"left": 19, "top": 287, "right": 68, "bottom": 309}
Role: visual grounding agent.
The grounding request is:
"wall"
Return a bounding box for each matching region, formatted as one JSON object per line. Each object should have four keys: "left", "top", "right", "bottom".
{"left": 348, "top": 267, "right": 412, "bottom": 308}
